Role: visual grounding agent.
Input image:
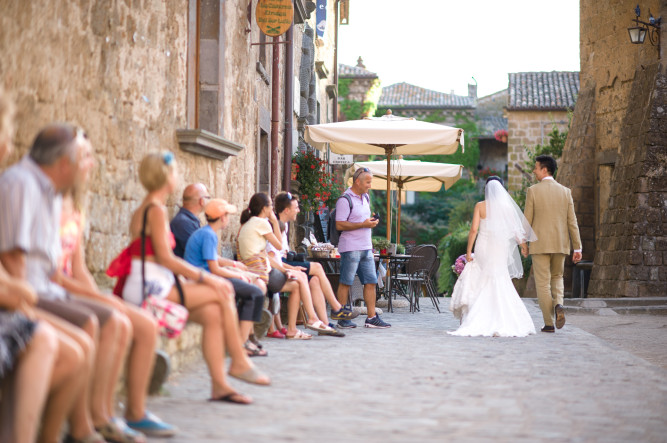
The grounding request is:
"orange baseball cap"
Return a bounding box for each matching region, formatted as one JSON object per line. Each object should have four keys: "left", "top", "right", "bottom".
{"left": 205, "top": 199, "right": 237, "bottom": 219}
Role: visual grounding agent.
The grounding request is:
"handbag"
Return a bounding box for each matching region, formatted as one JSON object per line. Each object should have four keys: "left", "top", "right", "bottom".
{"left": 140, "top": 204, "right": 188, "bottom": 339}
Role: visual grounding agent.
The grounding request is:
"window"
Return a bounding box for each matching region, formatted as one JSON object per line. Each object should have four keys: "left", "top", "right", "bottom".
{"left": 178, "top": 0, "right": 244, "bottom": 160}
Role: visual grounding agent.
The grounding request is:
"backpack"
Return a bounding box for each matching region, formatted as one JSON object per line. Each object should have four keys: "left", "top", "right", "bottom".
{"left": 328, "top": 194, "right": 353, "bottom": 246}
{"left": 328, "top": 193, "right": 369, "bottom": 246}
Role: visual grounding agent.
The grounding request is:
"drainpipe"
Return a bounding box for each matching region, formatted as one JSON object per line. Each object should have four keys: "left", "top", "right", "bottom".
{"left": 333, "top": 0, "right": 339, "bottom": 122}
{"left": 283, "top": 24, "right": 294, "bottom": 191}
{"left": 271, "top": 35, "right": 281, "bottom": 197}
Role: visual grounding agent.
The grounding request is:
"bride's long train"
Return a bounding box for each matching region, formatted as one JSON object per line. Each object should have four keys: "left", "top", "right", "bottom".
{"left": 448, "top": 219, "right": 536, "bottom": 337}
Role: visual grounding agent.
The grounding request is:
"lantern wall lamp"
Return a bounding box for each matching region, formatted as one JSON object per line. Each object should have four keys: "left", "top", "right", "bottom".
{"left": 628, "top": 5, "right": 661, "bottom": 46}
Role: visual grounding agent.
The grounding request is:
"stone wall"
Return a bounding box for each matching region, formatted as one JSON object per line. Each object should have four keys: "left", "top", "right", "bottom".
{"left": 0, "top": 1, "right": 337, "bottom": 287}
{"left": 0, "top": 0, "right": 191, "bottom": 285}
{"left": 383, "top": 108, "right": 474, "bottom": 125}
{"left": 506, "top": 110, "right": 570, "bottom": 191}
{"left": 556, "top": 0, "right": 666, "bottom": 297}
{"left": 557, "top": 85, "right": 597, "bottom": 258}
{"left": 586, "top": 63, "right": 667, "bottom": 297}
{"left": 344, "top": 78, "right": 377, "bottom": 104}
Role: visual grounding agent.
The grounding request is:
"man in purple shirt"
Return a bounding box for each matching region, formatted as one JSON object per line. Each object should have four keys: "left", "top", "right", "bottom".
{"left": 335, "top": 167, "right": 391, "bottom": 328}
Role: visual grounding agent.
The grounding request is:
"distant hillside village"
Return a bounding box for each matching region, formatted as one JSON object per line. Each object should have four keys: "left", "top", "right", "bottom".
{"left": 338, "top": 57, "right": 580, "bottom": 192}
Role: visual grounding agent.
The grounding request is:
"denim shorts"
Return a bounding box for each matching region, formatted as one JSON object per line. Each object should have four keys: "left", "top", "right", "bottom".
{"left": 339, "top": 250, "right": 377, "bottom": 286}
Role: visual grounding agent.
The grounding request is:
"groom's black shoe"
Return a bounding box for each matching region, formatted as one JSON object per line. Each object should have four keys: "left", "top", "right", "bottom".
{"left": 555, "top": 304, "right": 566, "bottom": 329}
{"left": 541, "top": 325, "right": 555, "bottom": 333}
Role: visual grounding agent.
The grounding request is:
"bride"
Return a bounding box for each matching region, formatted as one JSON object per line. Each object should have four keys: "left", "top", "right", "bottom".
{"left": 448, "top": 176, "right": 537, "bottom": 337}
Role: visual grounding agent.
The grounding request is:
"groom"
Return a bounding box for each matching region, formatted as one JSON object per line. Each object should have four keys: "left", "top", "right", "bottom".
{"left": 523, "top": 155, "right": 582, "bottom": 333}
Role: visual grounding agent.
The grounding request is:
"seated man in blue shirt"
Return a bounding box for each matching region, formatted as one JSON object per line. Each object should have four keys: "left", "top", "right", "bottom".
{"left": 184, "top": 199, "right": 268, "bottom": 357}
{"left": 170, "top": 183, "right": 208, "bottom": 258}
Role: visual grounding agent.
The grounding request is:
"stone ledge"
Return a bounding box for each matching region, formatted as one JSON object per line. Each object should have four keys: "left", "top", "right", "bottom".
{"left": 158, "top": 323, "right": 203, "bottom": 376}
{"left": 176, "top": 129, "right": 245, "bottom": 161}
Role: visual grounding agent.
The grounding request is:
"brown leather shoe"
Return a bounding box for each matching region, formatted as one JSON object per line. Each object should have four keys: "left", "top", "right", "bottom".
{"left": 541, "top": 325, "right": 555, "bottom": 333}
{"left": 555, "top": 304, "right": 566, "bottom": 329}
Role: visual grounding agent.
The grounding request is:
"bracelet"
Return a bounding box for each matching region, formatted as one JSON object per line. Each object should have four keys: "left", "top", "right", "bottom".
{"left": 197, "top": 271, "right": 205, "bottom": 284}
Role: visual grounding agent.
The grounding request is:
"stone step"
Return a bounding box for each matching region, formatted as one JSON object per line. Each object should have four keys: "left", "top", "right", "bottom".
{"left": 564, "top": 297, "right": 667, "bottom": 308}
{"left": 563, "top": 305, "right": 667, "bottom": 316}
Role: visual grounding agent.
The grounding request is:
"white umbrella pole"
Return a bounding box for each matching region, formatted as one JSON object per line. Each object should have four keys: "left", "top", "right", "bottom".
{"left": 397, "top": 182, "right": 402, "bottom": 245}
{"left": 385, "top": 147, "right": 392, "bottom": 242}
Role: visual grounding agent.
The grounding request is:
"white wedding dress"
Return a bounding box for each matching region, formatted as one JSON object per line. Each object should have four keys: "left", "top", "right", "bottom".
{"left": 448, "top": 220, "right": 536, "bottom": 338}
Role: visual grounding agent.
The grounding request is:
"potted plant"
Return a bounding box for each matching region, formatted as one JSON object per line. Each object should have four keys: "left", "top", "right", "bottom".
{"left": 372, "top": 237, "right": 392, "bottom": 255}
{"left": 494, "top": 129, "right": 508, "bottom": 143}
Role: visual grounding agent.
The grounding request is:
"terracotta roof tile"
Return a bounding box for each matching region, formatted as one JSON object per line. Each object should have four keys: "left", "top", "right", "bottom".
{"left": 378, "top": 82, "right": 475, "bottom": 109}
{"left": 477, "top": 116, "right": 508, "bottom": 139}
{"left": 508, "top": 71, "right": 579, "bottom": 110}
{"left": 338, "top": 64, "right": 378, "bottom": 78}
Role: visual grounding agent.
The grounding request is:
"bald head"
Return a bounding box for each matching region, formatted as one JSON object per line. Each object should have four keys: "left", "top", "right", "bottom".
{"left": 182, "top": 183, "right": 209, "bottom": 214}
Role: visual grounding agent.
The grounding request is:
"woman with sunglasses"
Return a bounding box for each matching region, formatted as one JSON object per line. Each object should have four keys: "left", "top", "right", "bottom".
{"left": 238, "top": 193, "right": 336, "bottom": 339}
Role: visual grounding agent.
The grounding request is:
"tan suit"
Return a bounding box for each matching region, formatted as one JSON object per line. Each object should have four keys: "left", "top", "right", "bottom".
{"left": 524, "top": 179, "right": 582, "bottom": 326}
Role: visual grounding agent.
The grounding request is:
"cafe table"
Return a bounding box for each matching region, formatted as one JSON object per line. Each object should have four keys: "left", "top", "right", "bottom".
{"left": 308, "top": 253, "right": 412, "bottom": 313}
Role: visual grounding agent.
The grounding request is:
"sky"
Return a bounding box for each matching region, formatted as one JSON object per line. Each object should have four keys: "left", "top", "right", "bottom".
{"left": 337, "top": 0, "right": 580, "bottom": 98}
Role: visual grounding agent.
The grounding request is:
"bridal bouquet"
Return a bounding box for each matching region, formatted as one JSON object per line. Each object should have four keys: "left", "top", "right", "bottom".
{"left": 451, "top": 254, "right": 472, "bottom": 276}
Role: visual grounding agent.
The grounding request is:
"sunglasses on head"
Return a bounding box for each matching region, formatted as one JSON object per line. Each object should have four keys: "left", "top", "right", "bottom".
{"left": 353, "top": 167, "right": 370, "bottom": 181}
{"left": 285, "top": 192, "right": 294, "bottom": 200}
{"left": 162, "top": 151, "right": 174, "bottom": 166}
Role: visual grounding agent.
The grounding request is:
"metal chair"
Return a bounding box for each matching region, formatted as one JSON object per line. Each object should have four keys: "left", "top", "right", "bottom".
{"left": 424, "top": 256, "right": 441, "bottom": 311}
{"left": 393, "top": 245, "right": 438, "bottom": 313}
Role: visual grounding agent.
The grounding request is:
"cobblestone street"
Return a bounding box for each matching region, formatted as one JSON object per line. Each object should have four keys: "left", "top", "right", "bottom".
{"left": 144, "top": 300, "right": 667, "bottom": 442}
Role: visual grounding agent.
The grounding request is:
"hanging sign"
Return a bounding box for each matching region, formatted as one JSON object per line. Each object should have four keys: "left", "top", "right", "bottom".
{"left": 329, "top": 153, "right": 353, "bottom": 165}
{"left": 256, "top": 0, "right": 294, "bottom": 37}
{"left": 316, "top": 0, "right": 327, "bottom": 38}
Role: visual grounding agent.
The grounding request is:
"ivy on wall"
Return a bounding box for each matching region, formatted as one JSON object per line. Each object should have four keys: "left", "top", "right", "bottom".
{"left": 338, "top": 78, "right": 382, "bottom": 121}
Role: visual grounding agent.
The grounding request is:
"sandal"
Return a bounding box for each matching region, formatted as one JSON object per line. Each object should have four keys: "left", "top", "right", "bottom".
{"left": 249, "top": 334, "right": 263, "bottom": 349}
{"left": 267, "top": 330, "right": 285, "bottom": 339}
{"left": 97, "top": 417, "right": 147, "bottom": 443}
{"left": 229, "top": 366, "right": 271, "bottom": 386}
{"left": 244, "top": 340, "right": 268, "bottom": 357}
{"left": 286, "top": 330, "right": 312, "bottom": 340}
{"left": 208, "top": 392, "right": 253, "bottom": 405}
{"left": 304, "top": 320, "right": 330, "bottom": 333}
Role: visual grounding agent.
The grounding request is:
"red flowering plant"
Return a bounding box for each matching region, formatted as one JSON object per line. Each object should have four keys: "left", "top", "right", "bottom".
{"left": 293, "top": 149, "right": 343, "bottom": 213}
{"left": 494, "top": 129, "right": 508, "bottom": 142}
{"left": 477, "top": 166, "right": 504, "bottom": 180}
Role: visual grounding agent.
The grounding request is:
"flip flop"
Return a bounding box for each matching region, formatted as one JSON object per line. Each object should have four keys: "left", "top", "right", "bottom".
{"left": 304, "top": 320, "right": 330, "bottom": 333}
{"left": 244, "top": 341, "right": 268, "bottom": 357}
{"left": 228, "top": 366, "right": 271, "bottom": 386}
{"left": 208, "top": 392, "right": 253, "bottom": 405}
{"left": 286, "top": 330, "right": 312, "bottom": 340}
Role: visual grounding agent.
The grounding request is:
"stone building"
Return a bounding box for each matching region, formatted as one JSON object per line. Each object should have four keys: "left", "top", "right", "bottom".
{"left": 506, "top": 71, "right": 579, "bottom": 191}
{"left": 476, "top": 89, "right": 508, "bottom": 178}
{"left": 338, "top": 57, "right": 380, "bottom": 115}
{"left": 0, "top": 0, "right": 340, "bottom": 287}
{"left": 377, "top": 82, "right": 476, "bottom": 124}
{"left": 558, "top": 0, "right": 666, "bottom": 297}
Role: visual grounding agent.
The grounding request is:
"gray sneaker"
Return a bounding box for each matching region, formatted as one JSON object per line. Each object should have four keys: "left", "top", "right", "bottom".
{"left": 337, "top": 319, "right": 357, "bottom": 329}
{"left": 364, "top": 314, "right": 391, "bottom": 329}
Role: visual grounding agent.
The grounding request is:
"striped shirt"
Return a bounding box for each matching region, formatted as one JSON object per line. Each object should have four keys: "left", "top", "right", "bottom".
{"left": 0, "top": 156, "right": 66, "bottom": 300}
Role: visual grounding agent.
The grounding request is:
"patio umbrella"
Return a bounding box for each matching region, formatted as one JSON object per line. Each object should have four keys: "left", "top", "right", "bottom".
{"left": 304, "top": 112, "right": 464, "bottom": 241}
{"left": 348, "top": 158, "right": 463, "bottom": 244}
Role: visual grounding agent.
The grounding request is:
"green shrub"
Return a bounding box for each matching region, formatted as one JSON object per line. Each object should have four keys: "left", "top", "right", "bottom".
{"left": 437, "top": 222, "right": 471, "bottom": 295}
{"left": 447, "top": 196, "right": 477, "bottom": 230}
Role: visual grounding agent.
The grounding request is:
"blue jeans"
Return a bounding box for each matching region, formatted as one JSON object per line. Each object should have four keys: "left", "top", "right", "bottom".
{"left": 339, "top": 250, "right": 377, "bottom": 286}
